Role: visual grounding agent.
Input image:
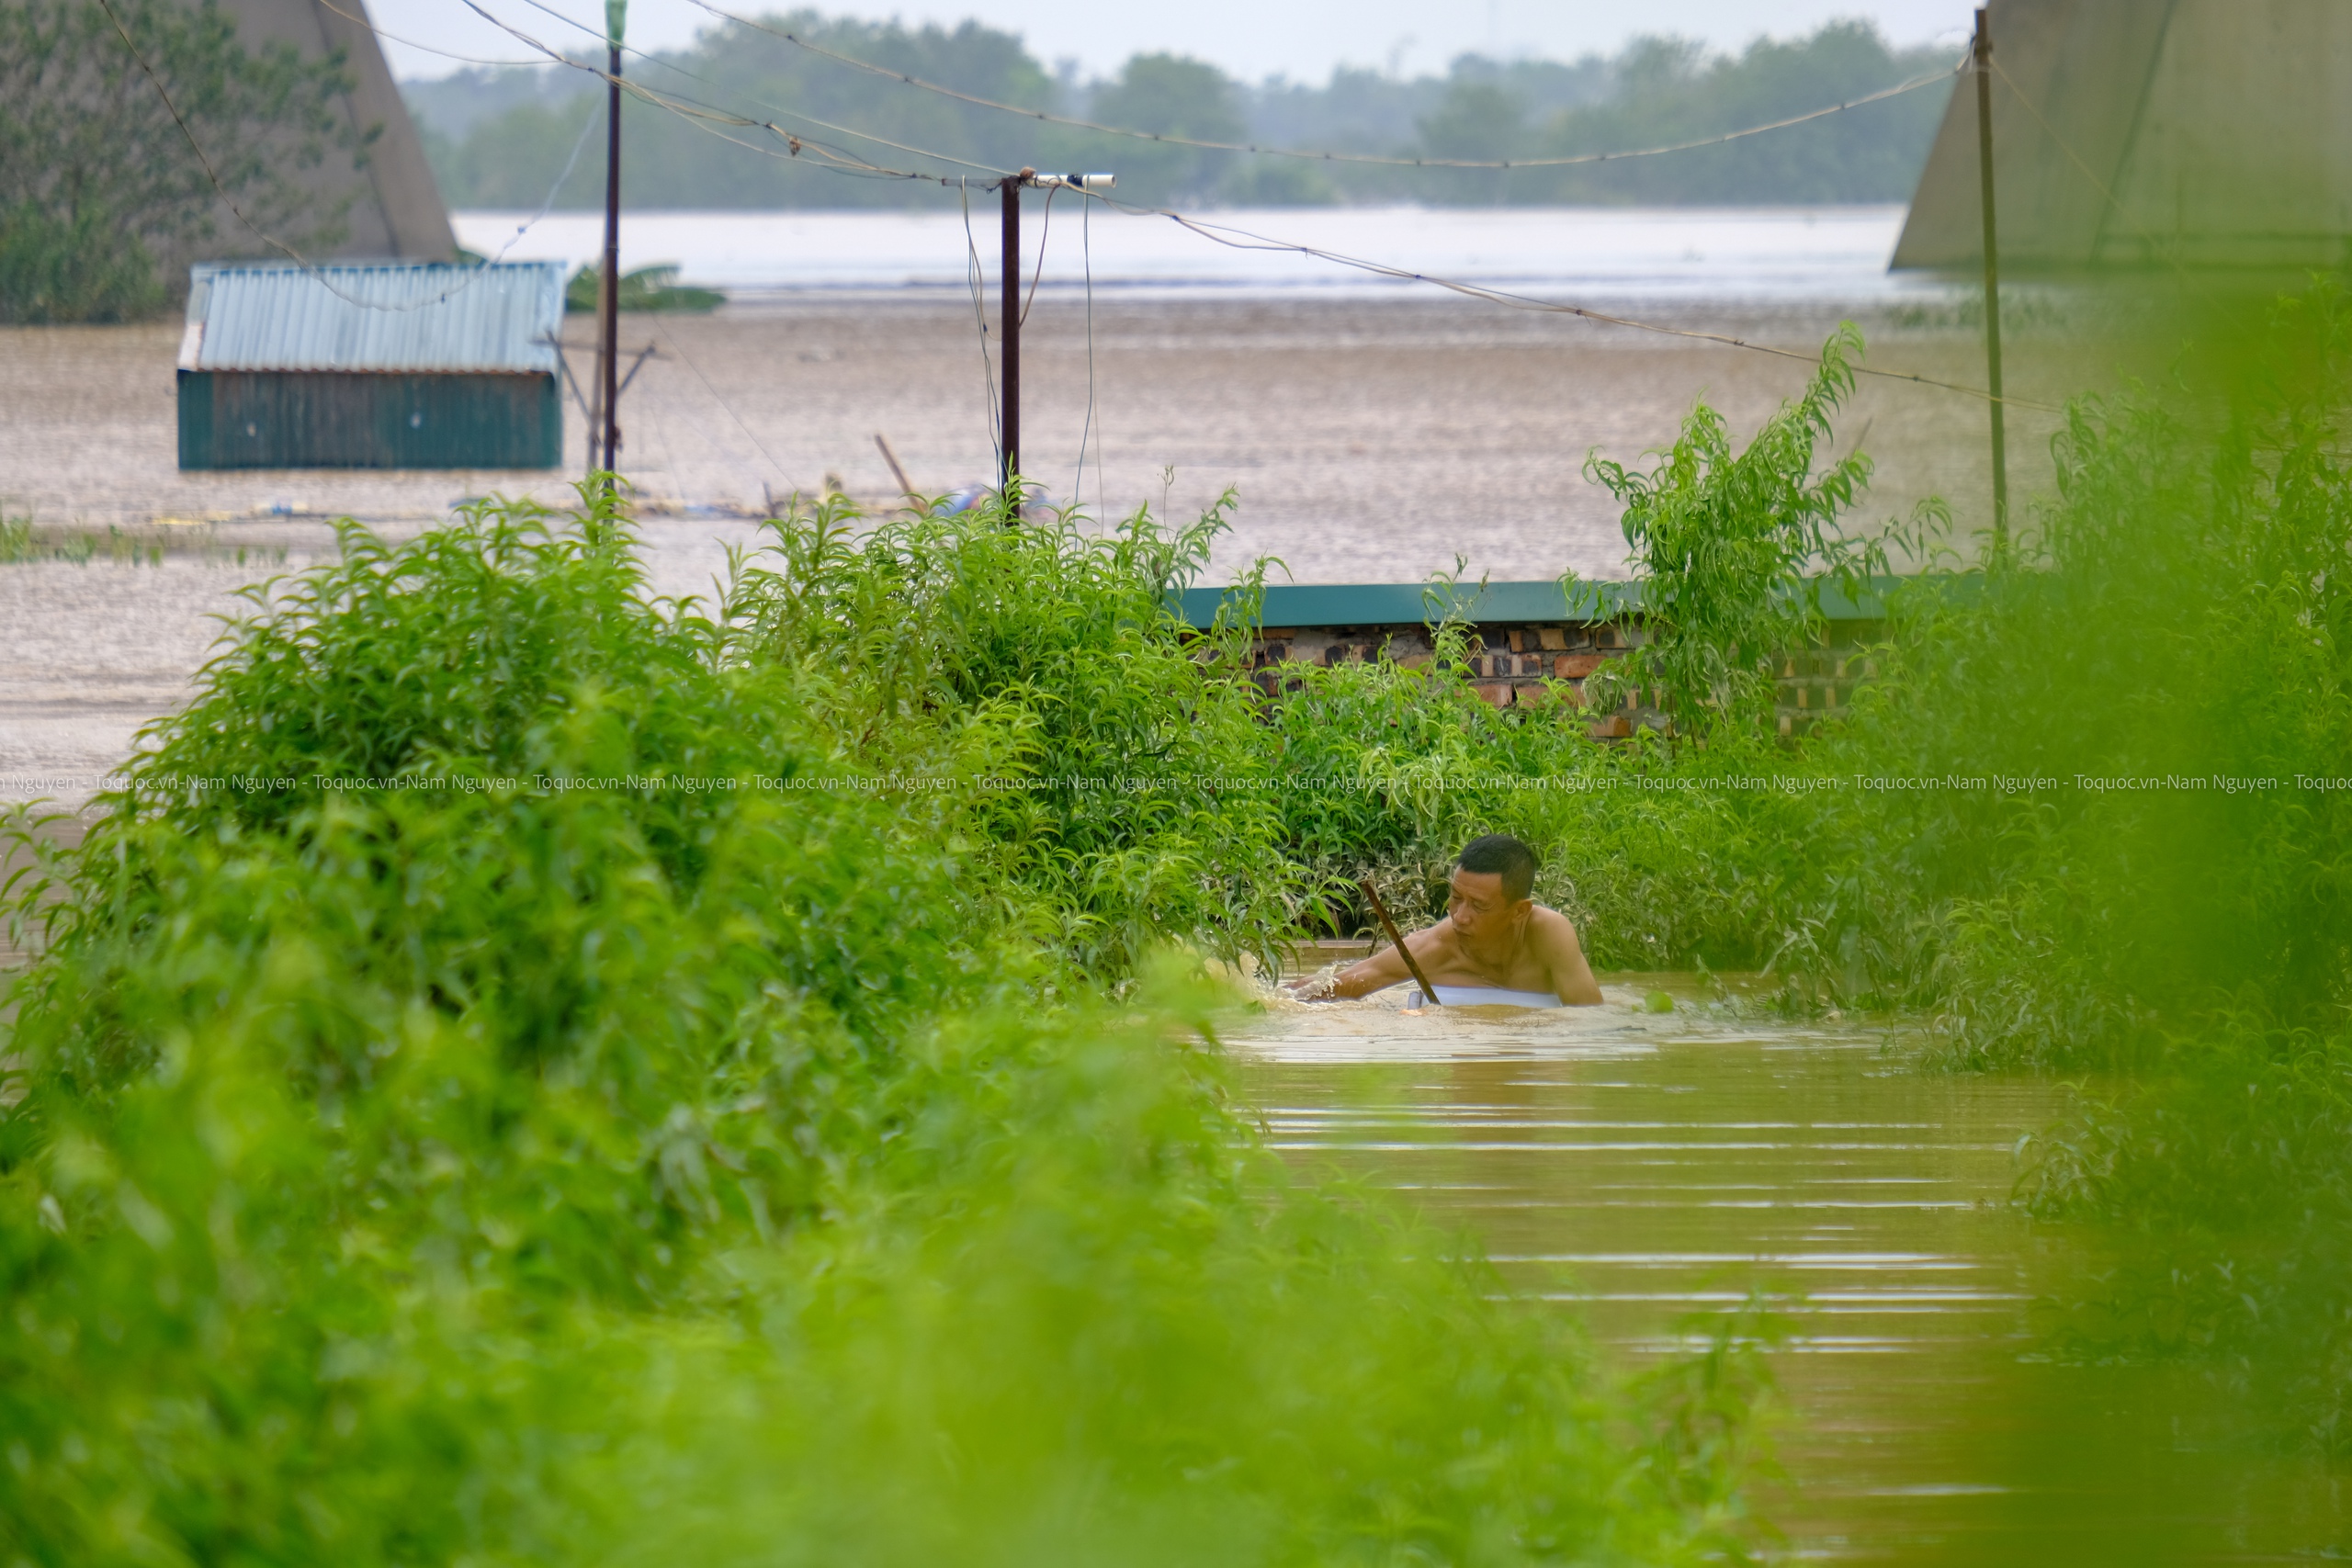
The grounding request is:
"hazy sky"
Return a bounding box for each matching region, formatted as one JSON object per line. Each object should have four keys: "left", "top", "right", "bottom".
{"left": 372, "top": 0, "right": 1978, "bottom": 83}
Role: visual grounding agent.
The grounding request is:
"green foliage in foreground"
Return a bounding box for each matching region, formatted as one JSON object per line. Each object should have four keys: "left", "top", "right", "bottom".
{"left": 1924, "top": 290, "right": 2352, "bottom": 1457}
{"left": 1180, "top": 299, "right": 2352, "bottom": 1458}
{"left": 0, "top": 491, "right": 1766, "bottom": 1563}
{"left": 1482, "top": 298, "right": 2352, "bottom": 1455}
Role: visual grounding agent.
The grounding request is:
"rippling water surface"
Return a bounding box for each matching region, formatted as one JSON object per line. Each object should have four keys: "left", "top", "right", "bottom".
{"left": 454, "top": 205, "right": 1934, "bottom": 303}
{"left": 1238, "top": 976, "right": 2349, "bottom": 1564}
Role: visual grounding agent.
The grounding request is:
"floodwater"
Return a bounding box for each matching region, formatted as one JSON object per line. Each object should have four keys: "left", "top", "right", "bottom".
{"left": 1238, "top": 976, "right": 2351, "bottom": 1564}
{"left": 454, "top": 204, "right": 1937, "bottom": 304}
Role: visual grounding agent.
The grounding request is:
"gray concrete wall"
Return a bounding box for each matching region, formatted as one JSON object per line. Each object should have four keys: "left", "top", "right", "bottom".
{"left": 213, "top": 0, "right": 456, "bottom": 263}
{"left": 1894, "top": 0, "right": 2352, "bottom": 273}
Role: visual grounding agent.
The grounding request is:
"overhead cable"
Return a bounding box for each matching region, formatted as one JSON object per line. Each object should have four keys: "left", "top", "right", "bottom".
{"left": 1068, "top": 190, "right": 2065, "bottom": 415}
{"left": 473, "top": 17, "right": 2059, "bottom": 419}
{"left": 230, "top": 0, "right": 2054, "bottom": 416}
{"left": 458, "top": 0, "right": 1012, "bottom": 178}
{"left": 679, "top": 0, "right": 1962, "bottom": 174}
{"left": 310, "top": 0, "right": 542, "bottom": 66}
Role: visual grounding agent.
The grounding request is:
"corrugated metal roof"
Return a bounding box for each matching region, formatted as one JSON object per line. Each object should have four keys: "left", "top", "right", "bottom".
{"left": 180, "top": 261, "right": 566, "bottom": 373}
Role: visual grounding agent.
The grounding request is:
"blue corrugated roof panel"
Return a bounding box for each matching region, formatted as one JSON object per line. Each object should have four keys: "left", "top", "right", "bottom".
{"left": 180, "top": 261, "right": 566, "bottom": 374}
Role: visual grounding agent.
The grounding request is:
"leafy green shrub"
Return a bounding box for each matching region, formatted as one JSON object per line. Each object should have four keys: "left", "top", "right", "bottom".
{"left": 1259, "top": 626, "right": 1834, "bottom": 976}
{"left": 1252, "top": 330, "right": 1939, "bottom": 991}
{"left": 1827, "top": 283, "right": 2352, "bottom": 1450}
{"left": 1582, "top": 323, "right": 1931, "bottom": 733}
{"left": 1828, "top": 293, "right": 2352, "bottom": 1068}
{"left": 563, "top": 263, "right": 725, "bottom": 313}
{"left": 728, "top": 493, "right": 1296, "bottom": 975}
{"left": 0, "top": 486, "right": 1769, "bottom": 1562}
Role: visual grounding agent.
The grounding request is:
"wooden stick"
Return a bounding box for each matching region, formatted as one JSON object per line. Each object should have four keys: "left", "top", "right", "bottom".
{"left": 1359, "top": 877, "right": 1442, "bottom": 1006}
{"left": 874, "top": 432, "right": 915, "bottom": 497}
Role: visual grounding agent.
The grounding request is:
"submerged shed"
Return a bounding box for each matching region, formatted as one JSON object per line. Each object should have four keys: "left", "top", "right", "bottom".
{"left": 177, "top": 261, "right": 567, "bottom": 470}
{"left": 1894, "top": 0, "right": 2352, "bottom": 274}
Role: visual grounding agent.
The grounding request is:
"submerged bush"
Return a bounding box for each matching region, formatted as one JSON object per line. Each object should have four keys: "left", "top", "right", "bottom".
{"left": 0, "top": 488, "right": 1768, "bottom": 1562}
{"left": 727, "top": 493, "right": 1296, "bottom": 976}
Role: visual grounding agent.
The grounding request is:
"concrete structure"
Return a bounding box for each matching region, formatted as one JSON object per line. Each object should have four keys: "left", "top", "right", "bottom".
{"left": 212, "top": 0, "right": 455, "bottom": 263}
{"left": 177, "top": 260, "right": 566, "bottom": 468}
{"left": 1895, "top": 0, "right": 2352, "bottom": 273}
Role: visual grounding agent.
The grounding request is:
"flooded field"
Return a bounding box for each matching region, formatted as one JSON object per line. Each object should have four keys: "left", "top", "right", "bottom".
{"left": 1239, "top": 978, "right": 2352, "bottom": 1564}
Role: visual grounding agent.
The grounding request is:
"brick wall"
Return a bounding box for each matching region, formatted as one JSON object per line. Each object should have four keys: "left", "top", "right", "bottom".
{"left": 1241, "top": 619, "right": 1881, "bottom": 737}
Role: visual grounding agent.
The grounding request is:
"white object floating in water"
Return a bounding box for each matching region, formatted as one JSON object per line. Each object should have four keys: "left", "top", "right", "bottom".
{"left": 1406, "top": 986, "right": 1565, "bottom": 1010}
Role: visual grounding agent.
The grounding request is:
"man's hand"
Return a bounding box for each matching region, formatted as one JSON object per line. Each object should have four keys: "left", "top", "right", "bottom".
{"left": 1280, "top": 967, "right": 1340, "bottom": 1000}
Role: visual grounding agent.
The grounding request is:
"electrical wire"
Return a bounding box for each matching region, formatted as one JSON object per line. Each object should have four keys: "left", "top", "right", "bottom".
{"left": 1065, "top": 188, "right": 2065, "bottom": 414}
{"left": 1986, "top": 52, "right": 2214, "bottom": 288}
{"left": 1019, "top": 184, "right": 1057, "bottom": 328}
{"left": 649, "top": 313, "right": 795, "bottom": 485}
{"left": 1075, "top": 196, "right": 1103, "bottom": 521}
{"left": 95, "top": 0, "right": 351, "bottom": 288}
{"left": 309, "top": 0, "right": 542, "bottom": 66}
{"left": 677, "top": 0, "right": 1962, "bottom": 174}
{"left": 537, "top": 33, "right": 2056, "bottom": 420}
{"left": 433, "top": 6, "right": 2048, "bottom": 413}
{"left": 459, "top": 0, "right": 1012, "bottom": 178}
{"left": 471, "top": 94, "right": 604, "bottom": 265}
{"left": 961, "top": 178, "right": 1001, "bottom": 472}
{"left": 243, "top": 0, "right": 2051, "bottom": 416}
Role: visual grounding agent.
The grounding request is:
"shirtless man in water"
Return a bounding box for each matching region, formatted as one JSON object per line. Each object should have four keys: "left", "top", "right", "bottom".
{"left": 1283, "top": 833, "right": 1604, "bottom": 1007}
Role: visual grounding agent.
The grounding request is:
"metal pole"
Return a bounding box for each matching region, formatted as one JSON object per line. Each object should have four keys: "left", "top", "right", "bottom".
{"left": 1000, "top": 175, "right": 1021, "bottom": 505}
{"left": 597, "top": 41, "right": 623, "bottom": 482}
{"left": 1974, "top": 7, "right": 2008, "bottom": 553}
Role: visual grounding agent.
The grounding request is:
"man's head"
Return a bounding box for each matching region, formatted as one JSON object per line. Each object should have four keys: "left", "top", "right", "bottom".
{"left": 1449, "top": 833, "right": 1537, "bottom": 938}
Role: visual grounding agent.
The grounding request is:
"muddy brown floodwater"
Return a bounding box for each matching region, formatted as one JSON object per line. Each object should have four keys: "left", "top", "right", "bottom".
{"left": 1240, "top": 976, "right": 2351, "bottom": 1565}
{"left": 1, "top": 298, "right": 2084, "bottom": 584}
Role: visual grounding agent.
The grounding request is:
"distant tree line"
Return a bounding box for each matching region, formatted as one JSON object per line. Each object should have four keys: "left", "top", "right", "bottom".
{"left": 406, "top": 13, "right": 1955, "bottom": 213}
{"left": 0, "top": 0, "right": 360, "bottom": 323}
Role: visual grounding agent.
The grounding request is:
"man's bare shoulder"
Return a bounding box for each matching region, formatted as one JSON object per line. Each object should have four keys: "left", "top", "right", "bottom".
{"left": 1527, "top": 904, "right": 1584, "bottom": 942}
{"left": 1527, "top": 904, "right": 1604, "bottom": 1005}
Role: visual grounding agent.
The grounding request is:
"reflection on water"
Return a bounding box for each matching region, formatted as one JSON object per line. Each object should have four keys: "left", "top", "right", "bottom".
{"left": 453, "top": 205, "right": 1926, "bottom": 301}
{"left": 1238, "top": 976, "right": 2350, "bottom": 1564}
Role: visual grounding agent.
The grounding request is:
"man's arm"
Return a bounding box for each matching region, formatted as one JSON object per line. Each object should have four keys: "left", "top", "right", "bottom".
{"left": 1285, "top": 924, "right": 1448, "bottom": 1000}
{"left": 1533, "top": 910, "right": 1605, "bottom": 1006}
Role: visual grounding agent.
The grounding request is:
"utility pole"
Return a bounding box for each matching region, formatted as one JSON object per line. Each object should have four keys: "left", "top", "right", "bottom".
{"left": 1973, "top": 6, "right": 2008, "bottom": 553}
{"left": 596, "top": 0, "right": 626, "bottom": 484}
{"left": 996, "top": 171, "right": 1114, "bottom": 510}
{"left": 999, "top": 170, "right": 1024, "bottom": 500}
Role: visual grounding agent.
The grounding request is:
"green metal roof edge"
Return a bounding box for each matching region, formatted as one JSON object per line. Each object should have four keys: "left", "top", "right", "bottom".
{"left": 1170, "top": 576, "right": 1922, "bottom": 628}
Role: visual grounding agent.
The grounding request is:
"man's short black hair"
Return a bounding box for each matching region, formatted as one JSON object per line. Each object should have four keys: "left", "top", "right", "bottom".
{"left": 1458, "top": 833, "right": 1537, "bottom": 902}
